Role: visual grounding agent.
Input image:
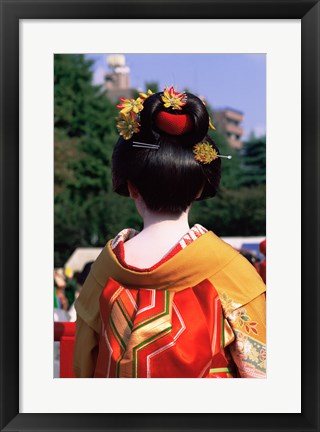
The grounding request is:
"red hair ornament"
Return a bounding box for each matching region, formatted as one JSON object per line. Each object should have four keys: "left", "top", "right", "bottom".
{"left": 155, "top": 111, "right": 193, "bottom": 135}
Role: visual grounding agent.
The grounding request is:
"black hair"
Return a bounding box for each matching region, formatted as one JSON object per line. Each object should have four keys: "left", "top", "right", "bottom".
{"left": 112, "top": 92, "right": 221, "bottom": 214}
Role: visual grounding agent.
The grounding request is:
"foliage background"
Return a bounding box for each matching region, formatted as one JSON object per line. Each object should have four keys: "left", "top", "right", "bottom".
{"left": 54, "top": 54, "right": 266, "bottom": 267}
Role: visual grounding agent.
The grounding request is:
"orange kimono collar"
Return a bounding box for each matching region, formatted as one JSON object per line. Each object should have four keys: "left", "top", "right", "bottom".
{"left": 91, "top": 230, "right": 239, "bottom": 292}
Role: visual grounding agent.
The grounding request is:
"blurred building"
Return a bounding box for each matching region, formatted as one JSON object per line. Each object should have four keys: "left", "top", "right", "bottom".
{"left": 103, "top": 55, "right": 135, "bottom": 102}
{"left": 213, "top": 108, "right": 244, "bottom": 149}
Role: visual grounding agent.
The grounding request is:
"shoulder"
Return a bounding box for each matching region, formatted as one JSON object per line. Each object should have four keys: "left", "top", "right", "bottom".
{"left": 201, "top": 230, "right": 240, "bottom": 267}
{"left": 206, "top": 237, "right": 266, "bottom": 312}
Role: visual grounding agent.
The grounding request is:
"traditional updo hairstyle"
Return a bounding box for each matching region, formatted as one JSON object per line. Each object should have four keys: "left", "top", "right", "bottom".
{"left": 112, "top": 91, "right": 221, "bottom": 215}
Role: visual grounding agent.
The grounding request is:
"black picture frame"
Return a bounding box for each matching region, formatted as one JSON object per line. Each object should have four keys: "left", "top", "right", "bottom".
{"left": 1, "top": 1, "right": 319, "bottom": 431}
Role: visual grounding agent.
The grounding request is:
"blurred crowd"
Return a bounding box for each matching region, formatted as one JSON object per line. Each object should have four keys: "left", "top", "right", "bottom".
{"left": 54, "top": 261, "right": 93, "bottom": 321}
{"left": 238, "top": 239, "right": 266, "bottom": 284}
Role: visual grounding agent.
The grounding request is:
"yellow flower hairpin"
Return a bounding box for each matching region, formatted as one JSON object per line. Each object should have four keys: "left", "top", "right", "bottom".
{"left": 116, "top": 97, "right": 144, "bottom": 115}
{"left": 161, "top": 86, "right": 187, "bottom": 110}
{"left": 193, "top": 142, "right": 232, "bottom": 164}
{"left": 139, "top": 89, "right": 154, "bottom": 100}
{"left": 116, "top": 112, "right": 140, "bottom": 140}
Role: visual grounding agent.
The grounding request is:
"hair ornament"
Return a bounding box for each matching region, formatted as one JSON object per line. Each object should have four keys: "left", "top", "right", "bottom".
{"left": 116, "top": 112, "right": 140, "bottom": 140}
{"left": 132, "top": 141, "right": 160, "bottom": 149}
{"left": 155, "top": 111, "right": 193, "bottom": 135}
{"left": 193, "top": 142, "right": 232, "bottom": 164}
{"left": 116, "top": 97, "right": 144, "bottom": 115}
{"left": 161, "top": 86, "right": 187, "bottom": 110}
{"left": 201, "top": 98, "right": 216, "bottom": 130}
{"left": 209, "top": 118, "right": 216, "bottom": 130}
{"left": 116, "top": 91, "right": 153, "bottom": 140}
{"left": 139, "top": 89, "right": 154, "bottom": 100}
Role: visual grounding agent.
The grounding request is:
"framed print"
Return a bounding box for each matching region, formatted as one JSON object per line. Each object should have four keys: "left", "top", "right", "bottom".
{"left": 1, "top": 0, "right": 319, "bottom": 431}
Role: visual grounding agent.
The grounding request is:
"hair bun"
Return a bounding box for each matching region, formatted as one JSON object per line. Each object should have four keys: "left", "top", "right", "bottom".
{"left": 155, "top": 111, "right": 193, "bottom": 135}
{"left": 137, "top": 90, "right": 210, "bottom": 144}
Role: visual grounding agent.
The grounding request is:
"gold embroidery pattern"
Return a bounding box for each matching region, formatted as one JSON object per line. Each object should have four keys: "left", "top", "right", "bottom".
{"left": 221, "top": 293, "right": 258, "bottom": 336}
{"left": 231, "top": 330, "right": 266, "bottom": 374}
{"left": 220, "top": 292, "right": 241, "bottom": 316}
{"left": 229, "top": 308, "right": 258, "bottom": 335}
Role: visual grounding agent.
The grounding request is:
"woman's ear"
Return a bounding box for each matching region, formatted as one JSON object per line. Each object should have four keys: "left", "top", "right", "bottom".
{"left": 127, "top": 180, "right": 139, "bottom": 199}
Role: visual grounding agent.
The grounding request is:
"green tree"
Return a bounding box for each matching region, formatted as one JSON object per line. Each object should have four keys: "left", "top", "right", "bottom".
{"left": 197, "top": 103, "right": 242, "bottom": 189}
{"left": 208, "top": 129, "right": 243, "bottom": 190}
{"left": 145, "top": 81, "right": 159, "bottom": 93}
{"left": 54, "top": 54, "right": 137, "bottom": 267}
{"left": 189, "top": 104, "right": 266, "bottom": 236}
{"left": 54, "top": 54, "right": 96, "bottom": 137}
{"left": 240, "top": 136, "right": 266, "bottom": 186}
{"left": 190, "top": 185, "right": 266, "bottom": 236}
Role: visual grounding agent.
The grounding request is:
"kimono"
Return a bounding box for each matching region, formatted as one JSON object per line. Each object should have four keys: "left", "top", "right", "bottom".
{"left": 74, "top": 224, "right": 266, "bottom": 378}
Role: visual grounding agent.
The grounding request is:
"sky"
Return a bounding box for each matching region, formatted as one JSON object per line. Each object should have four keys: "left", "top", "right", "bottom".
{"left": 86, "top": 53, "right": 266, "bottom": 140}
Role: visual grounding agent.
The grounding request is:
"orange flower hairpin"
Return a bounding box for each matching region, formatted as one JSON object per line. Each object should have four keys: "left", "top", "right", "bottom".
{"left": 161, "top": 86, "right": 187, "bottom": 110}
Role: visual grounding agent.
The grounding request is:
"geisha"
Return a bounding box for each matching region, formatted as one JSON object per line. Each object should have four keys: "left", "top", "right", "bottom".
{"left": 73, "top": 87, "right": 266, "bottom": 378}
